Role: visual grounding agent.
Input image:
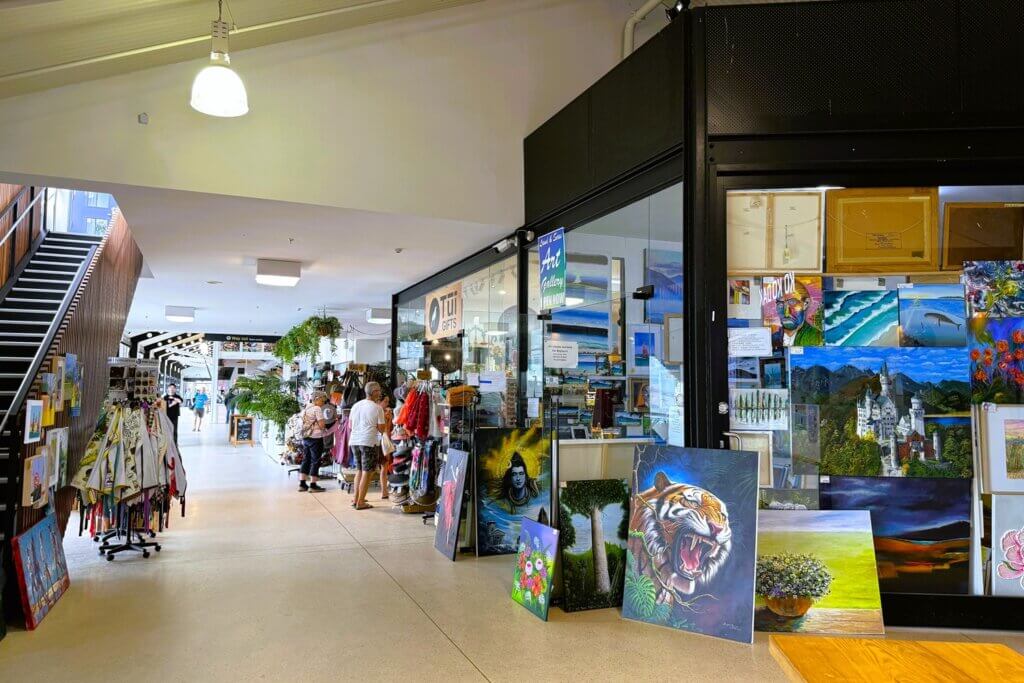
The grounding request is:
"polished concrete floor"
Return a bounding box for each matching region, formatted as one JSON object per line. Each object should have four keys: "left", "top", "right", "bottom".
{"left": 1, "top": 417, "right": 1022, "bottom": 681}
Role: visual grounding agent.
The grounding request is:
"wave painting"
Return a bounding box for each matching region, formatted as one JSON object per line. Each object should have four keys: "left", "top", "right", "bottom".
{"left": 824, "top": 290, "right": 899, "bottom": 347}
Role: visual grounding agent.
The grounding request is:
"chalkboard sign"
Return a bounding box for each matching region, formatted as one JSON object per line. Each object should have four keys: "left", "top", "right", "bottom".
{"left": 231, "top": 415, "right": 255, "bottom": 447}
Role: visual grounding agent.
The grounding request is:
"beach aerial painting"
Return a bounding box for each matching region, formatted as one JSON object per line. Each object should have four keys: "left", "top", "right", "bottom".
{"left": 824, "top": 290, "right": 899, "bottom": 346}
{"left": 898, "top": 284, "right": 967, "bottom": 347}
{"left": 820, "top": 476, "right": 971, "bottom": 594}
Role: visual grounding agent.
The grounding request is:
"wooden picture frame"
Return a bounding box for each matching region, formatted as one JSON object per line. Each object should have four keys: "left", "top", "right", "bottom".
{"left": 628, "top": 377, "right": 650, "bottom": 413}
{"left": 825, "top": 187, "right": 940, "bottom": 273}
{"left": 942, "top": 202, "right": 1024, "bottom": 271}
{"left": 734, "top": 430, "right": 774, "bottom": 488}
{"left": 727, "top": 191, "right": 823, "bottom": 273}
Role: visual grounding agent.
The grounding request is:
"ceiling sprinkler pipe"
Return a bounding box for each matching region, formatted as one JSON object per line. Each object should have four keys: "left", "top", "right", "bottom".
{"left": 623, "top": 0, "right": 668, "bottom": 59}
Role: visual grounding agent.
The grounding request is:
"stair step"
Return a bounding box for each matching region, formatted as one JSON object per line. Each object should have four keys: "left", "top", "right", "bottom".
{"left": 3, "top": 298, "right": 60, "bottom": 307}
{"left": 12, "top": 286, "right": 65, "bottom": 296}
{"left": 0, "top": 319, "right": 50, "bottom": 325}
{"left": 39, "top": 242, "right": 93, "bottom": 252}
{"left": 0, "top": 341, "right": 42, "bottom": 346}
{"left": 47, "top": 232, "right": 103, "bottom": 243}
{"left": 0, "top": 308, "right": 58, "bottom": 315}
{"left": 24, "top": 268, "right": 75, "bottom": 277}
{"left": 34, "top": 251, "right": 85, "bottom": 261}
{"left": 17, "top": 278, "right": 71, "bottom": 285}
{"left": 29, "top": 261, "right": 80, "bottom": 271}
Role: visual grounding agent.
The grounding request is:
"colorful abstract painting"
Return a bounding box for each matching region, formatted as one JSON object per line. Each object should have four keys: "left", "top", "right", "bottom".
{"left": 729, "top": 388, "right": 790, "bottom": 431}
{"left": 475, "top": 427, "right": 551, "bottom": 557}
{"left": 511, "top": 518, "right": 558, "bottom": 620}
{"left": 790, "top": 347, "right": 970, "bottom": 477}
{"left": 559, "top": 479, "right": 630, "bottom": 612}
{"left": 761, "top": 275, "right": 824, "bottom": 347}
{"left": 645, "top": 248, "right": 683, "bottom": 325}
{"left": 898, "top": 284, "right": 967, "bottom": 347}
{"left": 434, "top": 448, "right": 469, "bottom": 561}
{"left": 623, "top": 445, "right": 759, "bottom": 644}
{"left": 755, "top": 510, "right": 883, "bottom": 634}
{"left": 11, "top": 512, "right": 70, "bottom": 630}
{"left": 991, "top": 494, "right": 1024, "bottom": 597}
{"left": 824, "top": 290, "right": 899, "bottom": 346}
{"left": 964, "top": 260, "right": 1024, "bottom": 317}
{"left": 820, "top": 476, "right": 971, "bottom": 594}
{"left": 969, "top": 316, "right": 1024, "bottom": 404}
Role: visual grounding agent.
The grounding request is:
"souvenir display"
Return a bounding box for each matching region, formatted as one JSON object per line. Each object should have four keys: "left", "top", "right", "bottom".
{"left": 558, "top": 479, "right": 630, "bottom": 612}
{"left": 825, "top": 187, "right": 939, "bottom": 272}
{"left": 824, "top": 290, "right": 899, "bottom": 347}
{"left": 991, "top": 494, "right": 1024, "bottom": 597}
{"left": 475, "top": 427, "right": 551, "bottom": 556}
{"left": 24, "top": 399, "right": 43, "bottom": 444}
{"left": 510, "top": 518, "right": 558, "bottom": 621}
{"left": 755, "top": 510, "right": 884, "bottom": 635}
{"left": 434, "top": 448, "right": 470, "bottom": 561}
{"left": 820, "top": 476, "right": 971, "bottom": 595}
{"left": 942, "top": 203, "right": 1024, "bottom": 270}
{"left": 898, "top": 284, "right": 968, "bottom": 347}
{"left": 623, "top": 445, "right": 759, "bottom": 644}
{"left": 761, "top": 274, "right": 824, "bottom": 347}
{"left": 11, "top": 513, "right": 70, "bottom": 630}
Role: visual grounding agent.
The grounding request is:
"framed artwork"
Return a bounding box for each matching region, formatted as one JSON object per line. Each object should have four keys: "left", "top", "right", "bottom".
{"left": 728, "top": 277, "right": 762, "bottom": 319}
{"left": 897, "top": 283, "right": 967, "bottom": 347}
{"left": 761, "top": 275, "right": 824, "bottom": 347}
{"left": 569, "top": 425, "right": 590, "bottom": 440}
{"left": 824, "top": 290, "right": 899, "bottom": 347}
{"left": 663, "top": 313, "right": 684, "bottom": 365}
{"left": 991, "top": 494, "right": 1024, "bottom": 597}
{"left": 791, "top": 404, "right": 822, "bottom": 475}
{"left": 729, "top": 388, "right": 790, "bottom": 431}
{"left": 24, "top": 399, "right": 43, "bottom": 444}
{"left": 644, "top": 248, "right": 683, "bottom": 325}
{"left": 627, "top": 324, "right": 661, "bottom": 375}
{"left": 623, "top": 445, "right": 759, "bottom": 644}
{"left": 22, "top": 453, "right": 47, "bottom": 508}
{"left": 474, "top": 427, "right": 551, "bottom": 556}
{"left": 759, "top": 357, "right": 786, "bottom": 389}
{"left": 11, "top": 512, "right": 70, "bottom": 630}
{"left": 52, "top": 356, "right": 66, "bottom": 411}
{"left": 727, "top": 192, "right": 823, "bottom": 273}
{"left": 434, "top": 448, "right": 469, "bottom": 561}
{"left": 969, "top": 317, "right": 1024, "bottom": 405}
{"left": 729, "top": 356, "right": 760, "bottom": 387}
{"left": 825, "top": 187, "right": 940, "bottom": 273}
{"left": 820, "top": 476, "right": 971, "bottom": 595}
{"left": 942, "top": 203, "right": 1024, "bottom": 271}
{"left": 627, "top": 377, "right": 650, "bottom": 413}
{"left": 964, "top": 261, "right": 1024, "bottom": 318}
{"left": 559, "top": 479, "right": 630, "bottom": 612}
{"left": 978, "top": 405, "right": 1024, "bottom": 493}
{"left": 510, "top": 518, "right": 558, "bottom": 621}
{"left": 755, "top": 510, "right": 884, "bottom": 635}
{"left": 734, "top": 430, "right": 774, "bottom": 487}
{"left": 45, "top": 430, "right": 60, "bottom": 488}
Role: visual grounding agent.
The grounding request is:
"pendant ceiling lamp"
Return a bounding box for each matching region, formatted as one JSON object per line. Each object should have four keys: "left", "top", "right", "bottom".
{"left": 190, "top": 0, "right": 248, "bottom": 117}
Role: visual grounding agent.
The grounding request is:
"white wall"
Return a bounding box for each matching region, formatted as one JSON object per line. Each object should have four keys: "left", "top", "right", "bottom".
{"left": 0, "top": 0, "right": 645, "bottom": 228}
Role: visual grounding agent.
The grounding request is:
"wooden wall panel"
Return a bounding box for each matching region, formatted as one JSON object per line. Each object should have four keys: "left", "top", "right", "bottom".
{"left": 15, "top": 211, "right": 143, "bottom": 535}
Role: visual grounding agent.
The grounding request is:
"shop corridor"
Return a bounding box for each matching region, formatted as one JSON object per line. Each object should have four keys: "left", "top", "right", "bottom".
{"left": 0, "top": 421, "right": 1019, "bottom": 681}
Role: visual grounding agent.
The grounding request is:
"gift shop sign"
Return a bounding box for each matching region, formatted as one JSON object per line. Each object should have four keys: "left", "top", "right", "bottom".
{"left": 538, "top": 227, "right": 566, "bottom": 309}
{"left": 425, "top": 281, "right": 463, "bottom": 341}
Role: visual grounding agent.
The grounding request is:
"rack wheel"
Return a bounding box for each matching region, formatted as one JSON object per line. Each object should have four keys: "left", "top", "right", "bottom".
{"left": 106, "top": 554, "right": 114, "bottom": 562}
{"left": 154, "top": 545, "right": 162, "bottom": 552}
{"left": 93, "top": 535, "right": 100, "bottom": 542}
{"left": 142, "top": 551, "right": 150, "bottom": 558}
{"left": 149, "top": 531, "right": 156, "bottom": 538}
{"left": 99, "top": 548, "right": 106, "bottom": 556}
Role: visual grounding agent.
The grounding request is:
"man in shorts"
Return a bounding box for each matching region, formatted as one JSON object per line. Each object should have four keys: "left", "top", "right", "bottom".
{"left": 192, "top": 388, "right": 209, "bottom": 431}
{"left": 349, "top": 381, "right": 386, "bottom": 510}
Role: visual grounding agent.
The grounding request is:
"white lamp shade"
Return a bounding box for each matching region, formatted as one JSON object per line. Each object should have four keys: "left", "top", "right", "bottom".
{"left": 256, "top": 258, "right": 301, "bottom": 287}
{"left": 191, "top": 64, "right": 249, "bottom": 117}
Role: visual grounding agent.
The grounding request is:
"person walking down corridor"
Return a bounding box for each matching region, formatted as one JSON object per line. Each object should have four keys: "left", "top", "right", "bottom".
{"left": 192, "top": 388, "right": 209, "bottom": 431}
{"left": 163, "top": 383, "right": 183, "bottom": 443}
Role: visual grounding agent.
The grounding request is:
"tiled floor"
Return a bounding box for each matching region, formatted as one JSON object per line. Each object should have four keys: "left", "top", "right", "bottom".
{"left": 0, "top": 417, "right": 1021, "bottom": 681}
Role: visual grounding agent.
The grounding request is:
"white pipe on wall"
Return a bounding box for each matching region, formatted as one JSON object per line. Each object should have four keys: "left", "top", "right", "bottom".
{"left": 622, "top": 0, "right": 667, "bottom": 58}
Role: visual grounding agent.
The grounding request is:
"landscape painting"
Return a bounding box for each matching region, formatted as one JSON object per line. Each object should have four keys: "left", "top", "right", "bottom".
{"left": 898, "top": 284, "right": 967, "bottom": 347}
{"left": 979, "top": 406, "right": 1024, "bottom": 493}
{"left": 475, "top": 427, "right": 551, "bottom": 557}
{"left": 645, "top": 248, "right": 683, "bottom": 325}
{"left": 964, "top": 260, "right": 1024, "bottom": 317}
{"left": 729, "top": 388, "right": 790, "bottom": 431}
{"left": 510, "top": 518, "right": 558, "bottom": 621}
{"left": 11, "top": 513, "right": 70, "bottom": 630}
{"left": 969, "top": 316, "right": 1024, "bottom": 404}
{"left": 728, "top": 277, "right": 762, "bottom": 319}
{"left": 755, "top": 510, "right": 884, "bottom": 634}
{"left": 1004, "top": 419, "right": 1024, "bottom": 481}
{"left": 434, "top": 448, "right": 469, "bottom": 561}
{"left": 729, "top": 357, "right": 760, "bottom": 387}
{"left": 623, "top": 445, "right": 759, "bottom": 644}
{"left": 790, "top": 347, "right": 970, "bottom": 477}
{"left": 824, "top": 290, "right": 899, "bottom": 347}
{"left": 558, "top": 479, "right": 629, "bottom": 612}
{"left": 991, "top": 494, "right": 1024, "bottom": 597}
{"left": 761, "top": 275, "right": 824, "bottom": 347}
{"left": 820, "top": 476, "right": 971, "bottom": 594}
{"left": 791, "top": 404, "right": 822, "bottom": 475}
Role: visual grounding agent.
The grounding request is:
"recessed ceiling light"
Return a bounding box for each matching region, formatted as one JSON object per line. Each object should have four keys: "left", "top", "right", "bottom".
{"left": 166, "top": 305, "right": 195, "bottom": 323}
{"left": 256, "top": 258, "right": 301, "bottom": 287}
{"left": 366, "top": 308, "right": 390, "bottom": 325}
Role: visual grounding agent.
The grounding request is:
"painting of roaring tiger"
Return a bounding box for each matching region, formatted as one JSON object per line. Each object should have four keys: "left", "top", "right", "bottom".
{"left": 628, "top": 471, "right": 733, "bottom": 604}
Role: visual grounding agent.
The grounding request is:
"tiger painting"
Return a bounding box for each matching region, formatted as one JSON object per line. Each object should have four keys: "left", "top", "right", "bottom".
{"left": 628, "top": 471, "right": 732, "bottom": 606}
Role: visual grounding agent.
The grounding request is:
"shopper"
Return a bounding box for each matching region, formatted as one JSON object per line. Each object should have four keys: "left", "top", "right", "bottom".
{"left": 224, "top": 386, "right": 239, "bottom": 425}
{"left": 163, "top": 383, "right": 183, "bottom": 444}
{"left": 298, "top": 392, "right": 328, "bottom": 493}
{"left": 377, "top": 395, "right": 394, "bottom": 501}
{"left": 192, "top": 388, "right": 209, "bottom": 431}
{"left": 349, "top": 381, "right": 386, "bottom": 510}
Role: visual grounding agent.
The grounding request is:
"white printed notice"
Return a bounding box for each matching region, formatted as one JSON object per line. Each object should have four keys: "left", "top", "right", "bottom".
{"left": 478, "top": 371, "right": 507, "bottom": 394}
{"left": 544, "top": 340, "right": 579, "bottom": 369}
{"left": 728, "top": 327, "right": 772, "bottom": 357}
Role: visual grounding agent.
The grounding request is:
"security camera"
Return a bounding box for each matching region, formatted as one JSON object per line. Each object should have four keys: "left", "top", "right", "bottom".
{"left": 494, "top": 237, "right": 516, "bottom": 253}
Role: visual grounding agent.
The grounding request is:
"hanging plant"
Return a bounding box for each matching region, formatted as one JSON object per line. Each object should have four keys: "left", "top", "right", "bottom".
{"left": 272, "top": 313, "right": 342, "bottom": 364}
{"left": 307, "top": 313, "right": 342, "bottom": 355}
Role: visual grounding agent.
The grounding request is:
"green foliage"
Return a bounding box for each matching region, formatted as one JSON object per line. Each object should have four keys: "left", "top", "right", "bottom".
{"left": 624, "top": 556, "right": 659, "bottom": 619}
{"left": 558, "top": 504, "right": 576, "bottom": 549}
{"left": 561, "top": 544, "right": 626, "bottom": 611}
{"left": 756, "top": 553, "right": 833, "bottom": 600}
{"left": 560, "top": 479, "right": 629, "bottom": 518}
{"left": 273, "top": 314, "right": 343, "bottom": 364}
{"left": 232, "top": 375, "right": 301, "bottom": 431}
{"left": 819, "top": 416, "right": 883, "bottom": 476}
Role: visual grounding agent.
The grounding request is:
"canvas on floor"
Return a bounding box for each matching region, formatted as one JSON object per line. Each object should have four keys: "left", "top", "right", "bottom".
{"left": 475, "top": 427, "right": 551, "bottom": 556}
{"left": 434, "top": 448, "right": 470, "bottom": 561}
{"left": 820, "top": 476, "right": 971, "bottom": 595}
{"left": 559, "top": 479, "right": 630, "bottom": 612}
{"left": 755, "top": 510, "right": 883, "bottom": 635}
{"left": 11, "top": 512, "right": 70, "bottom": 630}
{"left": 623, "top": 445, "right": 759, "bottom": 644}
{"left": 511, "top": 518, "right": 558, "bottom": 621}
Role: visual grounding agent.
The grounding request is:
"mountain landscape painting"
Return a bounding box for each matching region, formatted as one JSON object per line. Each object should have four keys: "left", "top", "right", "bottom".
{"left": 645, "top": 248, "right": 683, "bottom": 325}
{"left": 790, "top": 347, "right": 970, "bottom": 477}
{"left": 824, "top": 290, "right": 899, "bottom": 346}
{"left": 819, "top": 476, "right": 971, "bottom": 594}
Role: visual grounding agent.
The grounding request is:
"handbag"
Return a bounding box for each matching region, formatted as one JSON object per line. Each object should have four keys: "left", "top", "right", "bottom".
{"left": 381, "top": 432, "right": 396, "bottom": 456}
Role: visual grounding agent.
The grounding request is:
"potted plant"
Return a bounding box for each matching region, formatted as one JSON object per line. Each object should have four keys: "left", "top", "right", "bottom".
{"left": 232, "top": 375, "right": 301, "bottom": 441}
{"left": 755, "top": 553, "right": 832, "bottom": 618}
{"left": 272, "top": 314, "right": 342, "bottom": 364}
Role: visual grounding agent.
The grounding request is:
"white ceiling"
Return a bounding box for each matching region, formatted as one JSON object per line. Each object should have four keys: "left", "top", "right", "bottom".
{"left": 109, "top": 183, "right": 506, "bottom": 337}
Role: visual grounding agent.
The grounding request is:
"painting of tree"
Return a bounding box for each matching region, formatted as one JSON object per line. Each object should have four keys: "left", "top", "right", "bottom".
{"left": 558, "top": 479, "right": 629, "bottom": 611}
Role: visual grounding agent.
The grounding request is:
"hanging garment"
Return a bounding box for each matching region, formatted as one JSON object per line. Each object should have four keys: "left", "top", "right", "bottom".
{"left": 156, "top": 410, "right": 187, "bottom": 499}
{"left": 330, "top": 416, "right": 352, "bottom": 465}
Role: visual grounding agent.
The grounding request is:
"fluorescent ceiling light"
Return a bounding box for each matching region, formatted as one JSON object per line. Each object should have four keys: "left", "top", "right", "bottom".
{"left": 366, "top": 308, "right": 391, "bottom": 325}
{"left": 486, "top": 330, "right": 509, "bottom": 337}
{"left": 166, "top": 306, "right": 195, "bottom": 323}
{"left": 256, "top": 258, "right": 301, "bottom": 287}
{"left": 190, "top": 5, "right": 248, "bottom": 118}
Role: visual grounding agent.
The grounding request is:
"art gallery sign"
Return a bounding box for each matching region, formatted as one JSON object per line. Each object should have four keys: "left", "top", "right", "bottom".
{"left": 425, "top": 281, "right": 463, "bottom": 341}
